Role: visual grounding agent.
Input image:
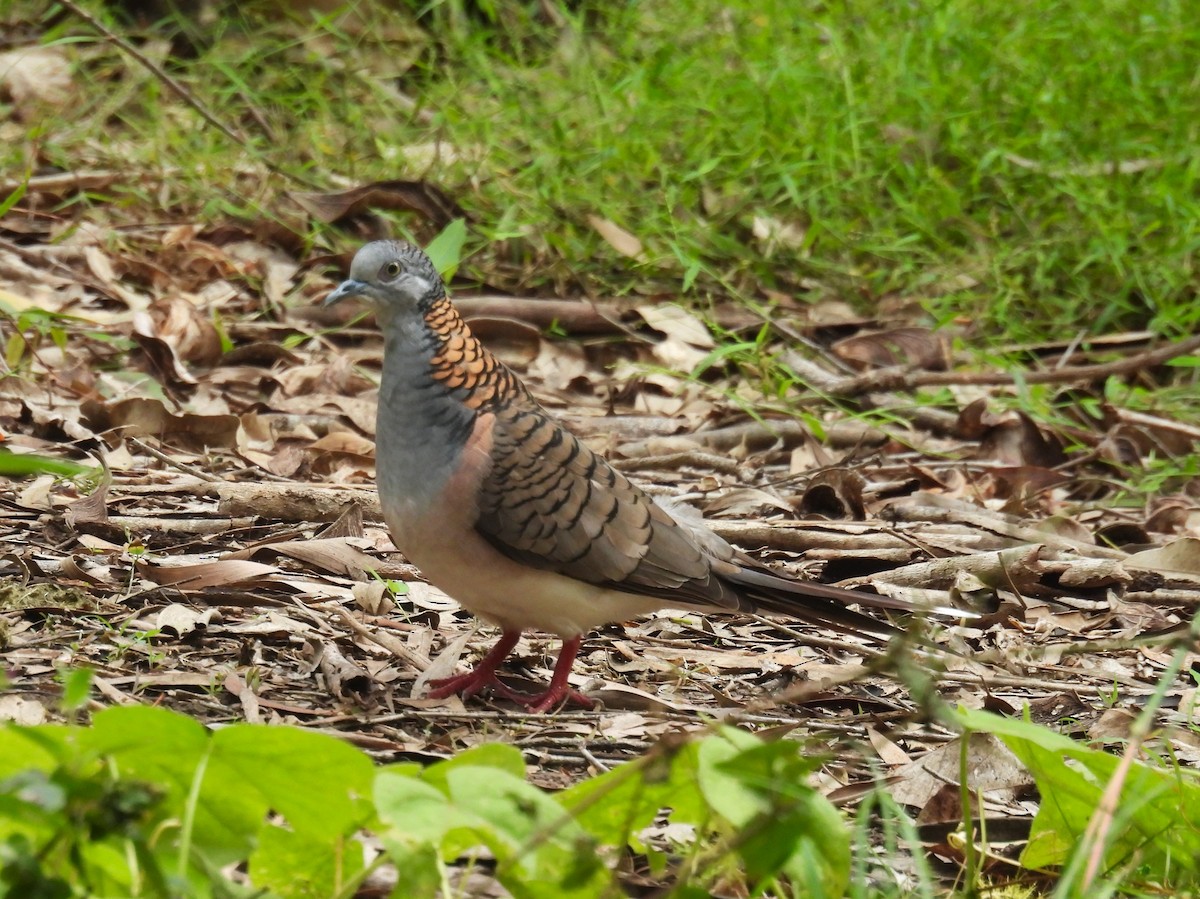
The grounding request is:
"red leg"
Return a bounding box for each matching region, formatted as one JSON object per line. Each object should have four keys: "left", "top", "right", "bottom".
{"left": 524, "top": 636, "right": 595, "bottom": 713}
{"left": 427, "top": 630, "right": 521, "bottom": 700}
{"left": 427, "top": 631, "right": 595, "bottom": 712}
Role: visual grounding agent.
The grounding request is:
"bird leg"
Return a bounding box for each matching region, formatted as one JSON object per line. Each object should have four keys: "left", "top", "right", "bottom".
{"left": 427, "top": 629, "right": 522, "bottom": 700}
{"left": 427, "top": 631, "right": 594, "bottom": 712}
{"left": 523, "top": 635, "right": 595, "bottom": 713}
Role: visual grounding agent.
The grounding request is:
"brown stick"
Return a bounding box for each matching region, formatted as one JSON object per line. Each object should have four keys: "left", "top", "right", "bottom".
{"left": 805, "top": 333, "right": 1200, "bottom": 397}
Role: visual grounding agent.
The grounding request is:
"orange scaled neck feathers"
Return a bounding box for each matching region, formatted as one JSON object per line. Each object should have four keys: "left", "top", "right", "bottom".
{"left": 424, "top": 295, "right": 523, "bottom": 410}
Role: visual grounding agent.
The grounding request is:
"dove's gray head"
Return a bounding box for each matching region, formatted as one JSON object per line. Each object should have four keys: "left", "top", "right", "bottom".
{"left": 324, "top": 241, "right": 444, "bottom": 317}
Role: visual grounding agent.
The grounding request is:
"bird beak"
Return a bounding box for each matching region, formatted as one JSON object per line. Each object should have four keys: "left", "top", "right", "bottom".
{"left": 324, "top": 279, "right": 366, "bottom": 306}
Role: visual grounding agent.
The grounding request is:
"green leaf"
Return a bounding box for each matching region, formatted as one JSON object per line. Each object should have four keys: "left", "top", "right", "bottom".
{"left": 210, "top": 724, "right": 375, "bottom": 840}
{"left": 561, "top": 740, "right": 706, "bottom": 851}
{"left": 85, "top": 707, "right": 375, "bottom": 867}
{"left": 378, "top": 840, "right": 441, "bottom": 899}
{"left": 84, "top": 706, "right": 255, "bottom": 864}
{"left": 376, "top": 758, "right": 613, "bottom": 899}
{"left": 249, "top": 825, "right": 365, "bottom": 899}
{"left": 0, "top": 175, "right": 27, "bottom": 219}
{"left": 442, "top": 766, "right": 608, "bottom": 897}
{"left": 0, "top": 449, "right": 93, "bottom": 479}
{"left": 375, "top": 769, "right": 476, "bottom": 846}
{"left": 418, "top": 741, "right": 527, "bottom": 795}
{"left": 58, "top": 667, "right": 93, "bottom": 713}
{"left": 697, "top": 729, "right": 849, "bottom": 896}
{"left": 424, "top": 219, "right": 469, "bottom": 280}
{"left": 955, "top": 707, "right": 1200, "bottom": 885}
{"left": 0, "top": 724, "right": 68, "bottom": 780}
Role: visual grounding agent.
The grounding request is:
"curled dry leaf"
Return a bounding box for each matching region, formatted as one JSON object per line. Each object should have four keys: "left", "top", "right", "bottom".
{"left": 405, "top": 582, "right": 459, "bottom": 612}
{"left": 977, "top": 412, "right": 1066, "bottom": 468}
{"left": 635, "top": 304, "right": 715, "bottom": 349}
{"left": 751, "top": 214, "right": 808, "bottom": 255}
{"left": 308, "top": 431, "right": 376, "bottom": 458}
{"left": 240, "top": 537, "right": 375, "bottom": 579}
{"left": 63, "top": 473, "right": 110, "bottom": 527}
{"left": 1126, "top": 538, "right": 1200, "bottom": 578}
{"left": 155, "top": 603, "right": 215, "bottom": 637}
{"left": 0, "top": 47, "right": 74, "bottom": 119}
{"left": 890, "top": 733, "right": 1030, "bottom": 810}
{"left": 958, "top": 401, "right": 1066, "bottom": 468}
{"left": 832, "top": 327, "right": 950, "bottom": 371}
{"left": 81, "top": 397, "right": 242, "bottom": 451}
{"left": 313, "top": 638, "right": 373, "bottom": 698}
{"left": 131, "top": 313, "right": 199, "bottom": 387}
{"left": 268, "top": 393, "right": 376, "bottom": 435}
{"left": 146, "top": 296, "right": 223, "bottom": 365}
{"left": 84, "top": 246, "right": 151, "bottom": 312}
{"left": 795, "top": 469, "right": 868, "bottom": 520}
{"left": 275, "top": 356, "right": 374, "bottom": 397}
{"left": 650, "top": 335, "right": 710, "bottom": 372}
{"left": 137, "top": 558, "right": 281, "bottom": 591}
{"left": 586, "top": 215, "right": 645, "bottom": 261}
{"left": 702, "top": 487, "right": 794, "bottom": 519}
{"left": 288, "top": 180, "right": 465, "bottom": 228}
{"left": 0, "top": 695, "right": 48, "bottom": 726}
{"left": 352, "top": 580, "right": 393, "bottom": 615}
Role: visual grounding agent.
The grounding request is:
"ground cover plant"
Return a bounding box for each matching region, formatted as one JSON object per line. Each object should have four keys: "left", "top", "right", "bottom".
{"left": 2, "top": 0, "right": 1200, "bottom": 895}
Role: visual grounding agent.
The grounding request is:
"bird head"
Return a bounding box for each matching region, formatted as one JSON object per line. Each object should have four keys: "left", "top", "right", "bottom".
{"left": 324, "top": 241, "right": 444, "bottom": 317}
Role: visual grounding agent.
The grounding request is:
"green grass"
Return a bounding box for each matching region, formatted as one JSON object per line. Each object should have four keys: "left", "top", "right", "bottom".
{"left": 12, "top": 0, "right": 1199, "bottom": 346}
{"left": 412, "top": 0, "right": 1200, "bottom": 337}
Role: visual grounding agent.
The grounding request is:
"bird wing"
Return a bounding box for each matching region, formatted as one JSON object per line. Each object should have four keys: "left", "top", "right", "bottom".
{"left": 472, "top": 400, "right": 742, "bottom": 610}
{"left": 473, "top": 393, "right": 907, "bottom": 636}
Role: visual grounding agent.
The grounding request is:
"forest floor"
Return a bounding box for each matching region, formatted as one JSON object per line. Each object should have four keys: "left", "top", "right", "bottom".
{"left": 4, "top": 2, "right": 1200, "bottom": 894}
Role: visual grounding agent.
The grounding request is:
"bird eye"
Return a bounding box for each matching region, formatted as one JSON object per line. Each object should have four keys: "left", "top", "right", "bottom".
{"left": 382, "top": 261, "right": 401, "bottom": 278}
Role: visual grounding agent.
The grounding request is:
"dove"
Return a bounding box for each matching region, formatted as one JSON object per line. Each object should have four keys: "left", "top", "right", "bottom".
{"left": 325, "top": 240, "right": 912, "bottom": 712}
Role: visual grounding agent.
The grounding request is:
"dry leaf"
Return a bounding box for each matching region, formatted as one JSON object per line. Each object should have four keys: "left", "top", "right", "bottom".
{"left": 751, "top": 214, "right": 808, "bottom": 255}
{"left": 156, "top": 603, "right": 215, "bottom": 637}
{"left": 832, "top": 327, "right": 949, "bottom": 370}
{"left": 587, "top": 215, "right": 645, "bottom": 260}
{"left": 138, "top": 558, "right": 281, "bottom": 590}
{"left": 288, "top": 180, "right": 464, "bottom": 227}
{"left": 0, "top": 47, "right": 74, "bottom": 119}
{"left": 636, "top": 304, "right": 715, "bottom": 348}
{"left": 1126, "top": 538, "right": 1200, "bottom": 578}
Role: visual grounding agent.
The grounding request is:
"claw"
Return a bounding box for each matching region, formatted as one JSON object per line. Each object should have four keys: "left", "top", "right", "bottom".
{"left": 424, "top": 631, "right": 593, "bottom": 712}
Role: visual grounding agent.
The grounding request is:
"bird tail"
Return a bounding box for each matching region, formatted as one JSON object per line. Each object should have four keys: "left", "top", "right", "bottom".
{"left": 720, "top": 562, "right": 913, "bottom": 637}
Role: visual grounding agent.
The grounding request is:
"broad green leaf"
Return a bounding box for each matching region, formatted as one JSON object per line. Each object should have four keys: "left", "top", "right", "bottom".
{"left": 375, "top": 769, "right": 479, "bottom": 844}
{"left": 418, "top": 741, "right": 527, "bottom": 795}
{"left": 424, "top": 219, "right": 468, "bottom": 279}
{"left": 378, "top": 840, "right": 441, "bottom": 899}
{"left": 0, "top": 448, "right": 93, "bottom": 479}
{"left": 956, "top": 707, "right": 1200, "bottom": 885}
{"left": 250, "top": 824, "right": 366, "bottom": 898}
{"left": 561, "top": 740, "right": 706, "bottom": 851}
{"left": 697, "top": 729, "right": 849, "bottom": 897}
{"left": 443, "top": 766, "right": 608, "bottom": 898}
{"left": 0, "top": 724, "right": 69, "bottom": 778}
{"left": 210, "top": 723, "right": 375, "bottom": 839}
{"left": 377, "top": 762, "right": 613, "bottom": 899}
{"left": 59, "top": 666, "right": 93, "bottom": 712}
{"left": 85, "top": 706, "right": 258, "bottom": 864}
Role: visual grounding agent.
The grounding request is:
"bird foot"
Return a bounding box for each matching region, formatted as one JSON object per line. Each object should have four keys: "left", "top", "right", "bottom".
{"left": 522, "top": 684, "right": 595, "bottom": 713}
{"left": 427, "top": 670, "right": 513, "bottom": 701}
{"left": 425, "top": 632, "right": 593, "bottom": 712}
{"left": 427, "top": 672, "right": 593, "bottom": 712}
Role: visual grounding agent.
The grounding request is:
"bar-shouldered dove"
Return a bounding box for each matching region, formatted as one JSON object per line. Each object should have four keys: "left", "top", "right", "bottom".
{"left": 326, "top": 240, "right": 913, "bottom": 712}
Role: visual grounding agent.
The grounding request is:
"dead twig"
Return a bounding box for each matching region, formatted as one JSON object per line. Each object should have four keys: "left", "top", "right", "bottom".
{"left": 803, "top": 333, "right": 1200, "bottom": 398}
{"left": 58, "top": 0, "right": 320, "bottom": 188}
